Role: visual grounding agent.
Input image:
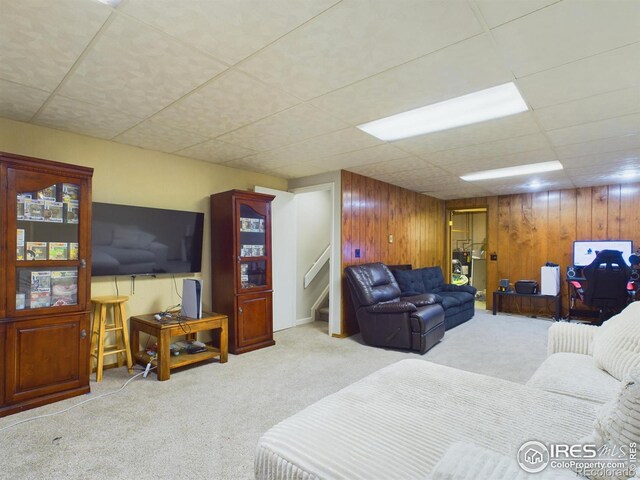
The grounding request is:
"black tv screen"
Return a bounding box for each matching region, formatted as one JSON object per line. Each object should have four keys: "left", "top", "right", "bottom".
{"left": 91, "top": 202, "right": 204, "bottom": 277}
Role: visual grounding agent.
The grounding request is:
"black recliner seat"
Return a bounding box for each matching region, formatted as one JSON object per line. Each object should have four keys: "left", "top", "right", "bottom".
{"left": 344, "top": 263, "right": 445, "bottom": 354}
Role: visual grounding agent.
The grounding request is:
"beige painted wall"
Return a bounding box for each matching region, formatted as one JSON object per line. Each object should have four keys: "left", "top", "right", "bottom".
{"left": 0, "top": 118, "right": 287, "bottom": 318}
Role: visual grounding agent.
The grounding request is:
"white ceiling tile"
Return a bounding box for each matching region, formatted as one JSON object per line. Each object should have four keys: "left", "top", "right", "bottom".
{"left": 223, "top": 156, "right": 285, "bottom": 174}
{"left": 560, "top": 148, "right": 640, "bottom": 170}
{"left": 114, "top": 120, "right": 209, "bottom": 153}
{"left": 490, "top": 0, "right": 640, "bottom": 77}
{"left": 475, "top": 0, "right": 558, "bottom": 28}
{"left": 250, "top": 128, "right": 383, "bottom": 165}
{"left": 0, "top": 0, "right": 111, "bottom": 91}
{"left": 534, "top": 86, "right": 640, "bottom": 131}
{"left": 121, "top": 0, "right": 339, "bottom": 65}
{"left": 518, "top": 42, "right": 640, "bottom": 109}
{"left": 394, "top": 112, "right": 541, "bottom": 155}
{"left": 59, "top": 16, "right": 227, "bottom": 117}
{"left": 151, "top": 70, "right": 300, "bottom": 138}
{"left": 418, "top": 178, "right": 487, "bottom": 193}
{"left": 238, "top": 0, "right": 482, "bottom": 100}
{"left": 216, "top": 103, "right": 348, "bottom": 151}
{"left": 421, "top": 133, "right": 550, "bottom": 166}
{"left": 307, "top": 144, "right": 409, "bottom": 170}
{"left": 35, "top": 95, "right": 144, "bottom": 139}
{"left": 547, "top": 113, "right": 640, "bottom": 147}
{"left": 310, "top": 34, "right": 513, "bottom": 125}
{"left": 555, "top": 133, "right": 640, "bottom": 159}
{"left": 347, "top": 156, "right": 428, "bottom": 176}
{"left": 176, "top": 140, "right": 256, "bottom": 164}
{"left": 569, "top": 173, "right": 619, "bottom": 188}
{"left": 0, "top": 79, "right": 49, "bottom": 122}
{"left": 268, "top": 163, "right": 328, "bottom": 179}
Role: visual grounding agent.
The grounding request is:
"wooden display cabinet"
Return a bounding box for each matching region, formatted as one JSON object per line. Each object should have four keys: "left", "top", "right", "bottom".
{"left": 210, "top": 190, "right": 275, "bottom": 354}
{"left": 0, "top": 152, "right": 93, "bottom": 417}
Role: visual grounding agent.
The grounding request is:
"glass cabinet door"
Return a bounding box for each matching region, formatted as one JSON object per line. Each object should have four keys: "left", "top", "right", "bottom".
{"left": 11, "top": 171, "right": 85, "bottom": 313}
{"left": 238, "top": 203, "right": 268, "bottom": 290}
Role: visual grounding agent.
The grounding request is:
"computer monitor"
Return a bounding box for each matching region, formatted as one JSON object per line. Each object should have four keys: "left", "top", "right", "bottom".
{"left": 573, "top": 240, "right": 633, "bottom": 267}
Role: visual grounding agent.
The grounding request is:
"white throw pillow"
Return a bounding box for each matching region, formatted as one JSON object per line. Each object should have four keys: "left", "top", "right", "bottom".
{"left": 592, "top": 302, "right": 640, "bottom": 381}
{"left": 576, "top": 368, "right": 640, "bottom": 480}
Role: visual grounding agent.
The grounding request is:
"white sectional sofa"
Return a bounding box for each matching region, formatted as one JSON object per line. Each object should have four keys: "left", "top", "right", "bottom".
{"left": 256, "top": 302, "right": 640, "bottom": 480}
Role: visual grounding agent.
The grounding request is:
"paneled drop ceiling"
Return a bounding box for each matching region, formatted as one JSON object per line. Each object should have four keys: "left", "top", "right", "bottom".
{"left": 1, "top": 0, "right": 639, "bottom": 199}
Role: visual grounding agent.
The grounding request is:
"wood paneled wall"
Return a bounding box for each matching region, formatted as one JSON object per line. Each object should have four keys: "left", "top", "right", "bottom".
{"left": 341, "top": 171, "right": 445, "bottom": 335}
{"left": 446, "top": 183, "right": 640, "bottom": 316}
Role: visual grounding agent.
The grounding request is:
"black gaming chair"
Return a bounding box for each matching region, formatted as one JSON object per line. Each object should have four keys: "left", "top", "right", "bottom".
{"left": 582, "top": 249, "right": 632, "bottom": 324}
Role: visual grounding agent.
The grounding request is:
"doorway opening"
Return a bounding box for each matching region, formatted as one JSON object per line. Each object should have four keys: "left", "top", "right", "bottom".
{"left": 448, "top": 208, "right": 488, "bottom": 310}
{"left": 256, "top": 182, "right": 338, "bottom": 336}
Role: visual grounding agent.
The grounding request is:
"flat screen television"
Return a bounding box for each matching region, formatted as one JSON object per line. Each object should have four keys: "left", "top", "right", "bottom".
{"left": 573, "top": 240, "right": 633, "bottom": 267}
{"left": 91, "top": 202, "right": 204, "bottom": 277}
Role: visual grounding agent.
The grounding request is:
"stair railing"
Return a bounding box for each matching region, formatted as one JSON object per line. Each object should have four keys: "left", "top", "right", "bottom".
{"left": 304, "top": 245, "right": 330, "bottom": 288}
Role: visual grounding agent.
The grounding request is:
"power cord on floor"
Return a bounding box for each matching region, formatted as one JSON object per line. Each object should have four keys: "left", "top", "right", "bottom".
{"left": 0, "top": 365, "right": 157, "bottom": 432}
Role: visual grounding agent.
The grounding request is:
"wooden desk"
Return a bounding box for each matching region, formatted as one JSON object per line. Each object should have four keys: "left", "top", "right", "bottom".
{"left": 130, "top": 312, "right": 228, "bottom": 381}
{"left": 493, "top": 290, "right": 561, "bottom": 321}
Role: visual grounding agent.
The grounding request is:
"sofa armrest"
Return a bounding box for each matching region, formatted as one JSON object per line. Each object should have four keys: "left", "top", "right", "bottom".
{"left": 547, "top": 322, "right": 598, "bottom": 356}
{"left": 441, "top": 284, "right": 477, "bottom": 295}
{"left": 365, "top": 301, "right": 417, "bottom": 314}
{"left": 399, "top": 290, "right": 423, "bottom": 297}
{"left": 403, "top": 293, "right": 441, "bottom": 307}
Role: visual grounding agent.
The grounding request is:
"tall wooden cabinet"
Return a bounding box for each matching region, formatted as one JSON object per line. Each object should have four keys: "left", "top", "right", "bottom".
{"left": 210, "top": 190, "right": 275, "bottom": 354}
{"left": 0, "top": 152, "right": 93, "bottom": 417}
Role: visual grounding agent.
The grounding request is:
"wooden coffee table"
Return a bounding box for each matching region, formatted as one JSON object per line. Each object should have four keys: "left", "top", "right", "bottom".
{"left": 130, "top": 312, "right": 228, "bottom": 381}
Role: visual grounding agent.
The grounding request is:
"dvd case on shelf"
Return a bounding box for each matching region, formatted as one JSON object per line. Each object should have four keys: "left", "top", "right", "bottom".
{"left": 61, "top": 183, "right": 79, "bottom": 203}
{"left": 30, "top": 270, "right": 51, "bottom": 308}
{"left": 44, "top": 200, "right": 64, "bottom": 222}
{"left": 24, "top": 198, "right": 45, "bottom": 221}
{"left": 16, "top": 293, "right": 26, "bottom": 310}
{"left": 48, "top": 242, "right": 68, "bottom": 260}
{"left": 65, "top": 200, "right": 79, "bottom": 224}
{"left": 69, "top": 242, "right": 79, "bottom": 260}
{"left": 30, "top": 291, "right": 51, "bottom": 308}
{"left": 51, "top": 270, "right": 78, "bottom": 306}
{"left": 17, "top": 229, "right": 25, "bottom": 260}
{"left": 31, "top": 270, "right": 51, "bottom": 291}
{"left": 37, "top": 185, "right": 57, "bottom": 201}
{"left": 17, "top": 197, "right": 25, "bottom": 220}
{"left": 26, "top": 241, "right": 47, "bottom": 260}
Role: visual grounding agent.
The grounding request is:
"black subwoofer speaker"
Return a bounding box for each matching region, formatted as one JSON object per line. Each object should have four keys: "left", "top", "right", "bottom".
{"left": 566, "top": 266, "right": 583, "bottom": 278}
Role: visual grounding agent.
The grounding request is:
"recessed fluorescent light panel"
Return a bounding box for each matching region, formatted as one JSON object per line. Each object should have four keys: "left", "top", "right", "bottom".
{"left": 357, "top": 82, "right": 528, "bottom": 141}
{"left": 460, "top": 161, "right": 563, "bottom": 182}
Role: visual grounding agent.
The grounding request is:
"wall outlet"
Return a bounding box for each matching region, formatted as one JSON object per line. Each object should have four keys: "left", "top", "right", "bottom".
{"left": 355, "top": 248, "right": 361, "bottom": 258}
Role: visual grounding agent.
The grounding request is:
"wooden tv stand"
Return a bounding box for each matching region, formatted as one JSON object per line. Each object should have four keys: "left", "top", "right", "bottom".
{"left": 129, "top": 312, "right": 228, "bottom": 381}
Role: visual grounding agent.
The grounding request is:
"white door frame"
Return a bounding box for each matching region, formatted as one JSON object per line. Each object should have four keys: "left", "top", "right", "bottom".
{"left": 290, "top": 182, "right": 339, "bottom": 336}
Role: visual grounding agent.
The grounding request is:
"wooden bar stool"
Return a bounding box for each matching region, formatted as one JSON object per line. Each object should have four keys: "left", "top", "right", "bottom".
{"left": 90, "top": 296, "right": 134, "bottom": 382}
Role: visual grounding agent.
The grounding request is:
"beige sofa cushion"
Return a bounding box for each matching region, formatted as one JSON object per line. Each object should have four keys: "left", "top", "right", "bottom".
{"left": 576, "top": 368, "right": 640, "bottom": 480}
{"left": 592, "top": 302, "right": 640, "bottom": 381}
{"left": 431, "top": 441, "right": 578, "bottom": 479}
{"left": 527, "top": 352, "right": 619, "bottom": 404}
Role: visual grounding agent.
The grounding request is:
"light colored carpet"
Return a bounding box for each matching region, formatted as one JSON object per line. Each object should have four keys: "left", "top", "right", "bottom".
{"left": 0, "top": 311, "right": 552, "bottom": 480}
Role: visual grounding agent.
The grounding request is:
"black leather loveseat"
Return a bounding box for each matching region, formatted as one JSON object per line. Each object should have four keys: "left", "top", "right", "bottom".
{"left": 344, "top": 263, "right": 445, "bottom": 354}
{"left": 391, "top": 266, "right": 476, "bottom": 330}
